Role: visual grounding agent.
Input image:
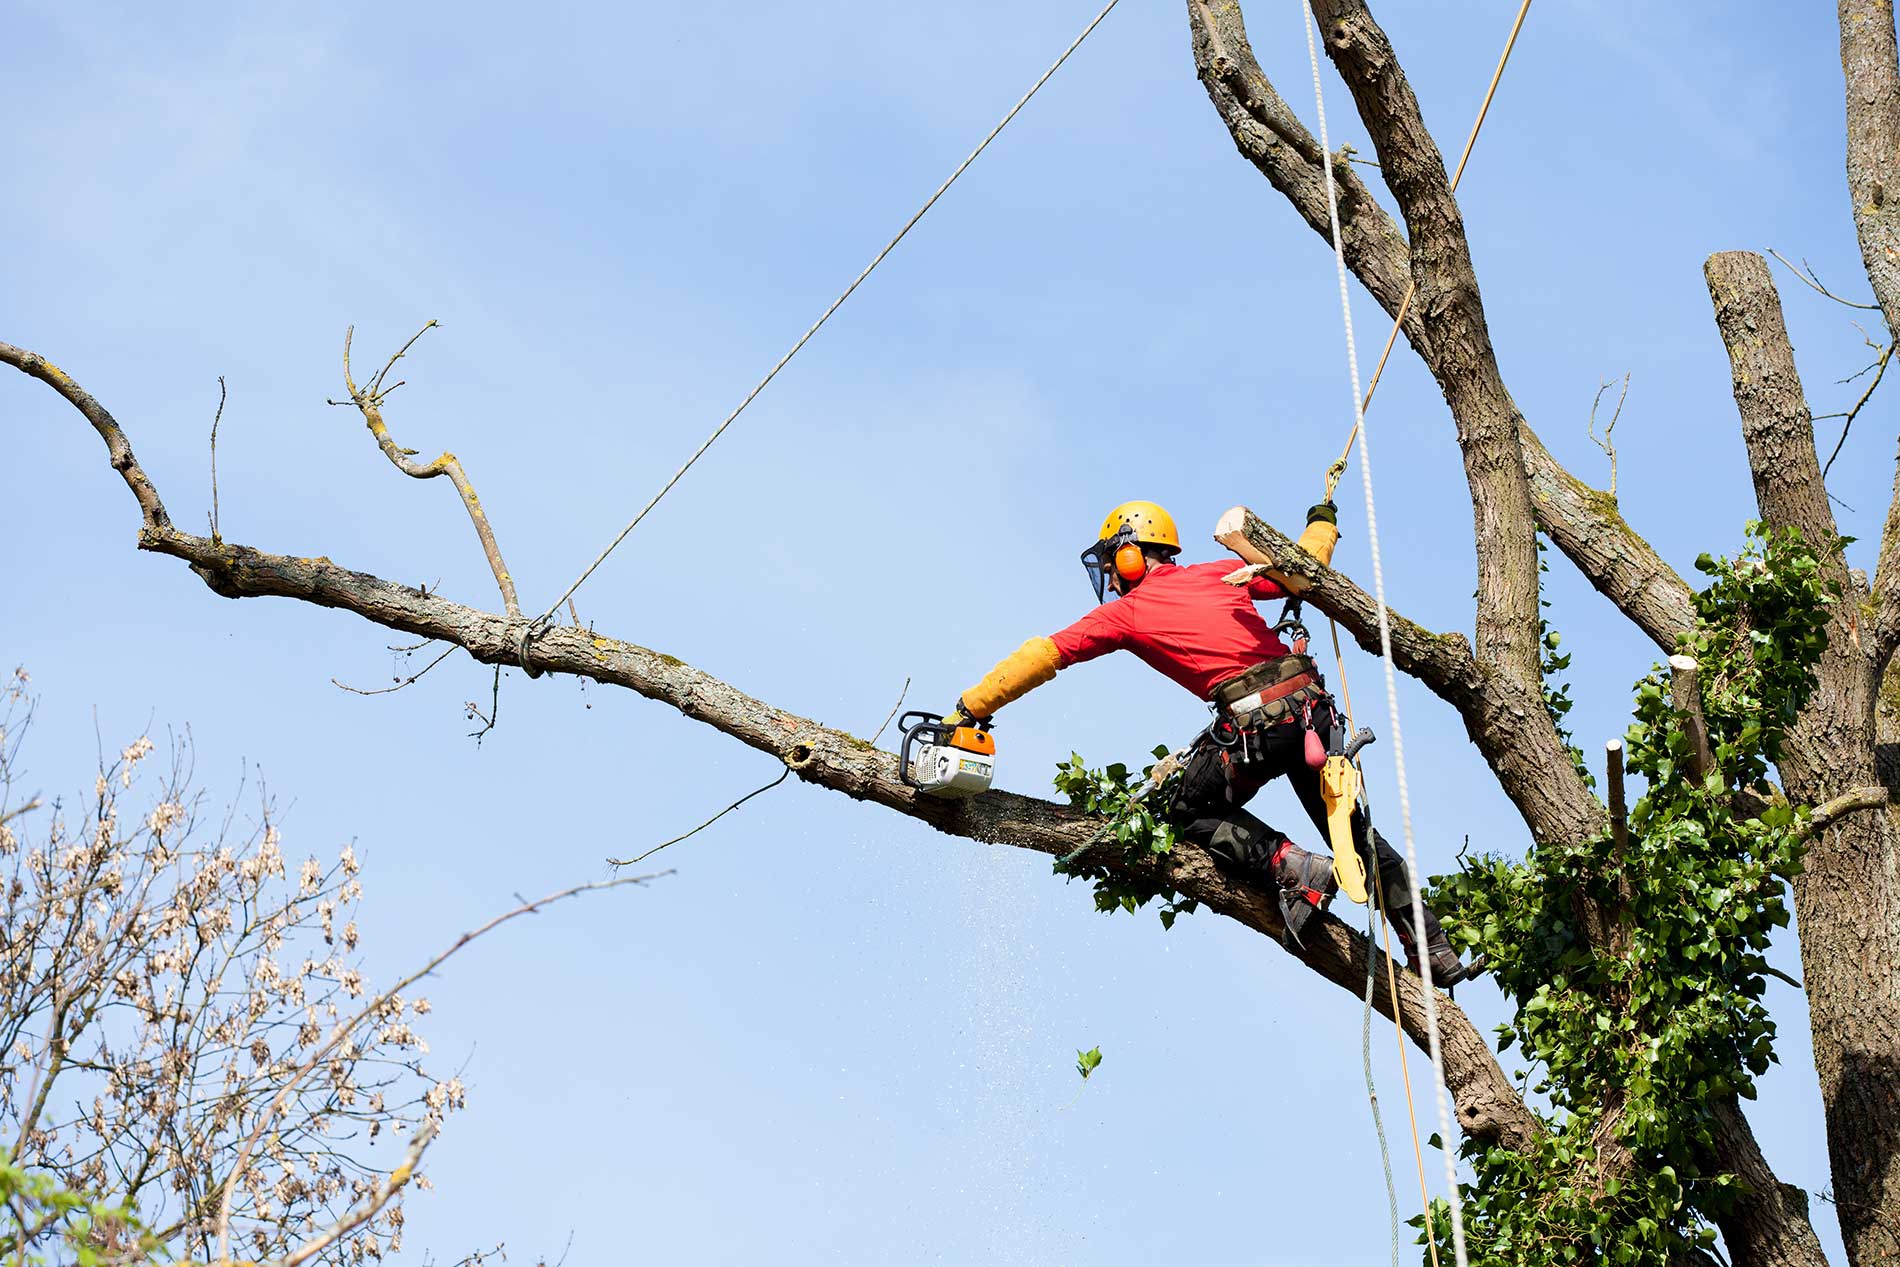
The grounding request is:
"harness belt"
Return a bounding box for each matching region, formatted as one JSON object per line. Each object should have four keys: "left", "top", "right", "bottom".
{"left": 1210, "top": 655, "right": 1327, "bottom": 727}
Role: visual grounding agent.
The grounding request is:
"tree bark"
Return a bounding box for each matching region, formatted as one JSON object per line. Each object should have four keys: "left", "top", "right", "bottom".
{"left": 1228, "top": 509, "right": 1604, "bottom": 849}
{"left": 1706, "top": 253, "right": 1900, "bottom": 1267}
{"left": 1182, "top": 1, "right": 1829, "bottom": 1256}
{"left": 1840, "top": 0, "right": 1900, "bottom": 340}
{"left": 1710, "top": 1098, "right": 1835, "bottom": 1267}
{"left": 1184, "top": 1, "right": 1699, "bottom": 661}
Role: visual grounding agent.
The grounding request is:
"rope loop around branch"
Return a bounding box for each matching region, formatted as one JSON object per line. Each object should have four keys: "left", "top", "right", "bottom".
{"left": 517, "top": 617, "right": 549, "bottom": 679}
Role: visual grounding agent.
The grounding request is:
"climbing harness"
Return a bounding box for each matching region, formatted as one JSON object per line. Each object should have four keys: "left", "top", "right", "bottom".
{"left": 1302, "top": 0, "right": 1536, "bottom": 1262}
{"left": 525, "top": 0, "right": 1126, "bottom": 646}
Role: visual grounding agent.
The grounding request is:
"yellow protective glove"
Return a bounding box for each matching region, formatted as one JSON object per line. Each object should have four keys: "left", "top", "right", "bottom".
{"left": 1295, "top": 501, "right": 1340, "bottom": 570}
{"left": 960, "top": 636, "right": 1062, "bottom": 720}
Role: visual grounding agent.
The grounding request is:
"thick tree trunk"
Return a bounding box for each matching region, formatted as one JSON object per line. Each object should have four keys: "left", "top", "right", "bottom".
{"left": 1707, "top": 252, "right": 1900, "bottom": 1267}
{"left": 1183, "top": 0, "right": 1835, "bottom": 1257}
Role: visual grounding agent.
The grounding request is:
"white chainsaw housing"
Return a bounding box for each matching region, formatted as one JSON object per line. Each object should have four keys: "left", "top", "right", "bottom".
{"left": 908, "top": 742, "right": 994, "bottom": 798}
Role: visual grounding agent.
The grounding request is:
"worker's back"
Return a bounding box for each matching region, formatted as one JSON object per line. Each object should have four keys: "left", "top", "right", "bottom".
{"left": 1050, "top": 560, "right": 1290, "bottom": 698}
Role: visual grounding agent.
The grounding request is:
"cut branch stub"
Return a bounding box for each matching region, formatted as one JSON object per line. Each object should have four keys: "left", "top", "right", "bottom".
{"left": 1605, "top": 738, "right": 1628, "bottom": 855}
{"left": 1668, "top": 655, "right": 1715, "bottom": 784}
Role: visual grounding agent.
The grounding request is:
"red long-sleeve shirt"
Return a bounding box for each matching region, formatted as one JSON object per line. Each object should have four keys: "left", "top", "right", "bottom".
{"left": 1050, "top": 560, "right": 1291, "bottom": 699}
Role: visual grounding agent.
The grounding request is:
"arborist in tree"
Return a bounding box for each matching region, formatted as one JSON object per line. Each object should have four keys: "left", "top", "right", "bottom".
{"left": 944, "top": 500, "right": 1484, "bottom": 985}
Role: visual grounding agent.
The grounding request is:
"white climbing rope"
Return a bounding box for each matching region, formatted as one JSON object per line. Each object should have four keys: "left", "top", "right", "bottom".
{"left": 1301, "top": 6, "right": 1471, "bottom": 1266}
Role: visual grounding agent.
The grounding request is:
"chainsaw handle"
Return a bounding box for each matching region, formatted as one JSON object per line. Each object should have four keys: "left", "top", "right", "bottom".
{"left": 896, "top": 711, "right": 946, "bottom": 790}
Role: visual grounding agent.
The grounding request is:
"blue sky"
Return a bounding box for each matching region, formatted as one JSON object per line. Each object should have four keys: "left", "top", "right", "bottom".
{"left": 0, "top": 2, "right": 1884, "bottom": 1262}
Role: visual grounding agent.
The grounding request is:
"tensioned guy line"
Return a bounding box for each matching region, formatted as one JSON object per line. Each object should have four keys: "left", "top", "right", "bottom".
{"left": 531, "top": 0, "right": 1124, "bottom": 630}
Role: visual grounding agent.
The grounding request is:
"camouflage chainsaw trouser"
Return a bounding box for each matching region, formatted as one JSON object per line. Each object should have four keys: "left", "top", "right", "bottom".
{"left": 1167, "top": 697, "right": 1449, "bottom": 959}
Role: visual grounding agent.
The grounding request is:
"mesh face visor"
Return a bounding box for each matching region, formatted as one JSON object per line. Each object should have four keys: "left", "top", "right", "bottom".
{"left": 1079, "top": 525, "right": 1138, "bottom": 603}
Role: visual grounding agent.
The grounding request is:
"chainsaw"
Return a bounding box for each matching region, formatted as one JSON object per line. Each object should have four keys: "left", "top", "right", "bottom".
{"left": 898, "top": 711, "right": 996, "bottom": 798}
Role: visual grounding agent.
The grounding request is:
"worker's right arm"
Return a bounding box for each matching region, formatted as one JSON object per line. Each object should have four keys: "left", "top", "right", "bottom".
{"left": 957, "top": 604, "right": 1126, "bottom": 720}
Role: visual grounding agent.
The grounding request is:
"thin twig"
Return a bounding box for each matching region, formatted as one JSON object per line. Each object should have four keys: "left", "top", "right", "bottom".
{"left": 0, "top": 798, "right": 41, "bottom": 829}
{"left": 1814, "top": 1188, "right": 1900, "bottom": 1258}
{"left": 867, "top": 676, "right": 911, "bottom": 747}
{"left": 465, "top": 665, "right": 501, "bottom": 743}
{"left": 278, "top": 1120, "right": 436, "bottom": 1267}
{"left": 370, "top": 321, "right": 440, "bottom": 399}
{"left": 1818, "top": 339, "right": 1895, "bottom": 479}
{"left": 1763, "top": 964, "right": 1805, "bottom": 990}
{"left": 211, "top": 870, "right": 672, "bottom": 1263}
{"left": 1767, "top": 248, "right": 1882, "bottom": 310}
{"left": 607, "top": 768, "right": 792, "bottom": 868}
{"left": 208, "top": 376, "right": 226, "bottom": 543}
{"left": 332, "top": 644, "right": 457, "bottom": 697}
{"left": 1587, "top": 373, "right": 1629, "bottom": 499}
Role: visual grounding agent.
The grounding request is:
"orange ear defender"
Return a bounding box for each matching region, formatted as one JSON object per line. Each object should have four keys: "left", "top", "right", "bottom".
{"left": 1114, "top": 542, "right": 1147, "bottom": 581}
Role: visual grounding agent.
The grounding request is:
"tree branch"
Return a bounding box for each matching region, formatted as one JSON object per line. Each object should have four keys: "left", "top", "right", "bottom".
{"left": 1186, "top": 3, "right": 1698, "bottom": 661}
{"left": 1708, "top": 1098, "right": 1834, "bottom": 1267}
{"left": 1800, "top": 784, "right": 1894, "bottom": 840}
{"left": 1704, "top": 254, "right": 1842, "bottom": 567}
{"left": 1218, "top": 507, "right": 1605, "bottom": 849}
{"left": 276, "top": 1120, "right": 437, "bottom": 1267}
{"left": 1186, "top": 0, "right": 1414, "bottom": 323}
{"left": 336, "top": 323, "right": 523, "bottom": 619}
{"left": 0, "top": 342, "right": 170, "bottom": 531}
{"left": 1839, "top": 0, "right": 1900, "bottom": 337}
{"left": 5, "top": 344, "right": 1542, "bottom": 1154}
{"left": 1518, "top": 426, "right": 1698, "bottom": 654}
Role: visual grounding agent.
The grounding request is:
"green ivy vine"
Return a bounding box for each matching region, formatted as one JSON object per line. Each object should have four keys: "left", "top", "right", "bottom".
{"left": 1426, "top": 522, "right": 1839, "bottom": 1265}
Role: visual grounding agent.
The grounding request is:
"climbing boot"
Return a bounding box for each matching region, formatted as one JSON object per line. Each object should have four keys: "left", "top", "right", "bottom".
{"left": 1411, "top": 942, "right": 1488, "bottom": 989}
{"left": 1269, "top": 840, "right": 1337, "bottom": 949}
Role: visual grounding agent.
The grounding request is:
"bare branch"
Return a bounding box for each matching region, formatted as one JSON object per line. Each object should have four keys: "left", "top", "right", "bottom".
{"left": 1187, "top": 4, "right": 1696, "bottom": 659}
{"left": 1799, "top": 783, "right": 1894, "bottom": 839}
{"left": 1605, "top": 739, "right": 1628, "bottom": 865}
{"left": 1704, "top": 256, "right": 1843, "bottom": 560}
{"left": 277, "top": 1120, "right": 437, "bottom": 1267}
{"left": 213, "top": 870, "right": 672, "bottom": 1263}
{"left": 1837, "top": 0, "right": 1900, "bottom": 332}
{"left": 1587, "top": 373, "right": 1628, "bottom": 499}
{"left": 866, "top": 676, "right": 911, "bottom": 748}
{"left": 0, "top": 343, "right": 171, "bottom": 531}
{"left": 337, "top": 323, "right": 523, "bottom": 619}
{"left": 331, "top": 643, "right": 456, "bottom": 697}
{"left": 0, "top": 798, "right": 39, "bottom": 829}
{"left": 208, "top": 376, "right": 227, "bottom": 543}
{"left": 606, "top": 767, "right": 792, "bottom": 868}
{"left": 1768, "top": 247, "right": 1884, "bottom": 310}
{"left": 1186, "top": 1, "right": 1413, "bottom": 318}
{"left": 464, "top": 665, "right": 501, "bottom": 743}
{"left": 1817, "top": 337, "right": 1895, "bottom": 479}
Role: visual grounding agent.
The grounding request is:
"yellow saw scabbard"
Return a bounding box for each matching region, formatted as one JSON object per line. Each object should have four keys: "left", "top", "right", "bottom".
{"left": 1321, "top": 755, "right": 1369, "bottom": 903}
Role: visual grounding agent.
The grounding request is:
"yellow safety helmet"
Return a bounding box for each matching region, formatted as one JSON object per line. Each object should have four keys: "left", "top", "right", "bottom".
{"left": 1081, "top": 500, "right": 1181, "bottom": 602}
